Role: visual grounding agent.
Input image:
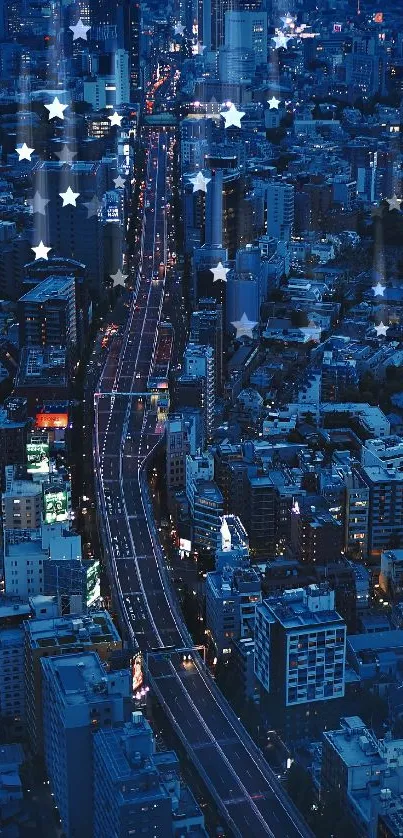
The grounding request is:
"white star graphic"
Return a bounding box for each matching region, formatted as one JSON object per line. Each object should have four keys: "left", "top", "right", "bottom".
{"left": 272, "top": 32, "right": 290, "bottom": 49}
{"left": 220, "top": 103, "right": 245, "bottom": 129}
{"left": 28, "top": 191, "right": 50, "bottom": 215}
{"left": 32, "top": 241, "right": 51, "bottom": 261}
{"left": 374, "top": 322, "right": 388, "bottom": 337}
{"left": 110, "top": 269, "right": 128, "bottom": 287}
{"left": 281, "top": 14, "right": 295, "bottom": 28}
{"left": 192, "top": 41, "right": 206, "bottom": 55}
{"left": 55, "top": 145, "right": 77, "bottom": 164}
{"left": 188, "top": 171, "right": 211, "bottom": 193}
{"left": 113, "top": 175, "right": 126, "bottom": 188}
{"left": 45, "top": 97, "right": 68, "bottom": 120}
{"left": 210, "top": 262, "right": 229, "bottom": 283}
{"left": 231, "top": 313, "right": 258, "bottom": 339}
{"left": 69, "top": 18, "right": 91, "bottom": 41}
{"left": 372, "top": 282, "right": 385, "bottom": 297}
{"left": 386, "top": 194, "right": 402, "bottom": 211}
{"left": 268, "top": 96, "right": 281, "bottom": 110}
{"left": 83, "top": 196, "right": 101, "bottom": 218}
{"left": 174, "top": 22, "right": 185, "bottom": 36}
{"left": 108, "top": 111, "right": 123, "bottom": 127}
{"left": 59, "top": 186, "right": 80, "bottom": 207}
{"left": 16, "top": 142, "right": 35, "bottom": 161}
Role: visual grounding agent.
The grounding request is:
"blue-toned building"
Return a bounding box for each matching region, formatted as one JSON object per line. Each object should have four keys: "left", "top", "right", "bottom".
{"left": 41, "top": 651, "right": 129, "bottom": 837}
{"left": 93, "top": 712, "right": 173, "bottom": 838}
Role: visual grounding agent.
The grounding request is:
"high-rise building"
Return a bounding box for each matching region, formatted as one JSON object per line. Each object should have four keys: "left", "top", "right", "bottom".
{"left": 290, "top": 497, "right": 344, "bottom": 565}
{"left": 205, "top": 169, "right": 241, "bottom": 258}
{"left": 215, "top": 514, "right": 249, "bottom": 572}
{"left": 18, "top": 276, "right": 77, "bottom": 353}
{"left": 243, "top": 474, "right": 279, "bottom": 556}
{"left": 35, "top": 162, "right": 106, "bottom": 298}
{"left": 190, "top": 299, "right": 223, "bottom": 394}
{"left": 224, "top": 10, "right": 268, "bottom": 64}
{"left": 360, "top": 465, "right": 403, "bottom": 558}
{"left": 206, "top": 565, "right": 261, "bottom": 656}
{"left": 2, "top": 477, "right": 43, "bottom": 542}
{"left": 166, "top": 414, "right": 191, "bottom": 492}
{"left": 265, "top": 182, "right": 294, "bottom": 241}
{"left": 322, "top": 716, "right": 403, "bottom": 837}
{"left": 0, "top": 627, "right": 25, "bottom": 726}
{"left": 41, "top": 651, "right": 129, "bottom": 837}
{"left": 93, "top": 713, "right": 173, "bottom": 837}
{"left": 183, "top": 343, "right": 215, "bottom": 440}
{"left": 226, "top": 271, "right": 260, "bottom": 331}
{"left": 254, "top": 585, "right": 346, "bottom": 735}
{"left": 192, "top": 481, "right": 224, "bottom": 553}
{"left": 24, "top": 610, "right": 122, "bottom": 755}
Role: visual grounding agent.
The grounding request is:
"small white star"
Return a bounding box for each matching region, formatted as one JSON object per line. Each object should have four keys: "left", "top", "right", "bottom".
{"left": 188, "top": 171, "right": 211, "bottom": 193}
{"left": 281, "top": 14, "right": 295, "bottom": 28}
{"left": 110, "top": 269, "right": 128, "bottom": 287}
{"left": 272, "top": 32, "right": 290, "bottom": 49}
{"left": 28, "top": 191, "right": 50, "bottom": 215}
{"left": 374, "top": 322, "right": 388, "bottom": 337}
{"left": 220, "top": 103, "right": 245, "bottom": 129}
{"left": 268, "top": 96, "right": 281, "bottom": 110}
{"left": 83, "top": 196, "right": 101, "bottom": 218}
{"left": 44, "top": 96, "right": 68, "bottom": 120}
{"left": 59, "top": 186, "right": 80, "bottom": 207}
{"left": 192, "top": 41, "right": 206, "bottom": 55}
{"left": 174, "top": 22, "right": 185, "bottom": 36}
{"left": 231, "top": 313, "right": 258, "bottom": 339}
{"left": 69, "top": 18, "right": 91, "bottom": 41}
{"left": 16, "top": 142, "right": 35, "bottom": 161}
{"left": 108, "top": 111, "right": 123, "bottom": 127}
{"left": 210, "top": 262, "right": 229, "bottom": 283}
{"left": 113, "top": 175, "right": 126, "bottom": 188}
{"left": 372, "top": 282, "right": 386, "bottom": 297}
{"left": 55, "top": 145, "right": 77, "bottom": 164}
{"left": 386, "top": 194, "right": 402, "bottom": 211}
{"left": 32, "top": 240, "right": 51, "bottom": 261}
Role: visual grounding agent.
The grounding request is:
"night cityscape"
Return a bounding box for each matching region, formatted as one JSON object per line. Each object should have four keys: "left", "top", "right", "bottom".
{"left": 1, "top": 0, "right": 403, "bottom": 836}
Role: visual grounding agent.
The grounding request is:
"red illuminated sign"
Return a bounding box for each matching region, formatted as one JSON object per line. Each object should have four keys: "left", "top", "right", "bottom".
{"left": 35, "top": 413, "right": 68, "bottom": 429}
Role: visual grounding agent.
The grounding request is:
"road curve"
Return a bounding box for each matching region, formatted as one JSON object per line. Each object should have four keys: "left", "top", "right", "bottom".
{"left": 94, "top": 127, "right": 313, "bottom": 838}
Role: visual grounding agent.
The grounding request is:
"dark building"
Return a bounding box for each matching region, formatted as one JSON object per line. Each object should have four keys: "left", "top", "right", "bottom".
{"left": 18, "top": 277, "right": 77, "bottom": 354}
{"left": 190, "top": 299, "right": 223, "bottom": 394}
{"left": 291, "top": 497, "right": 344, "bottom": 565}
{"left": 243, "top": 474, "right": 278, "bottom": 557}
{"left": 0, "top": 398, "right": 29, "bottom": 488}
{"left": 23, "top": 257, "right": 91, "bottom": 354}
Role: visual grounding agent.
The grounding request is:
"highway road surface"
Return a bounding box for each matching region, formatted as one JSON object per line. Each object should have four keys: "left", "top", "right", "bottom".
{"left": 94, "top": 127, "right": 313, "bottom": 838}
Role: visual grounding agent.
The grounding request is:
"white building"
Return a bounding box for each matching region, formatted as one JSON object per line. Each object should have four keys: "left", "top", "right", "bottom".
{"left": 265, "top": 182, "right": 294, "bottom": 241}
{"left": 4, "top": 540, "right": 45, "bottom": 599}
{"left": 254, "top": 584, "right": 346, "bottom": 704}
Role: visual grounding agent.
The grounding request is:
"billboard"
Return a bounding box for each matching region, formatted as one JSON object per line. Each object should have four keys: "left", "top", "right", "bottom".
{"left": 26, "top": 441, "right": 50, "bottom": 474}
{"left": 36, "top": 413, "right": 68, "bottom": 429}
{"left": 86, "top": 560, "right": 101, "bottom": 607}
{"left": 132, "top": 654, "right": 143, "bottom": 692}
{"left": 179, "top": 538, "right": 192, "bottom": 556}
{"left": 44, "top": 488, "right": 68, "bottom": 523}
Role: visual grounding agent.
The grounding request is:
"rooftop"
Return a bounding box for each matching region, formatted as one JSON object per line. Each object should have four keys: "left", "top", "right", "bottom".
{"left": 19, "top": 276, "right": 74, "bottom": 304}
{"left": 24, "top": 611, "right": 121, "bottom": 649}
{"left": 44, "top": 651, "right": 110, "bottom": 705}
{"left": 324, "top": 717, "right": 383, "bottom": 767}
